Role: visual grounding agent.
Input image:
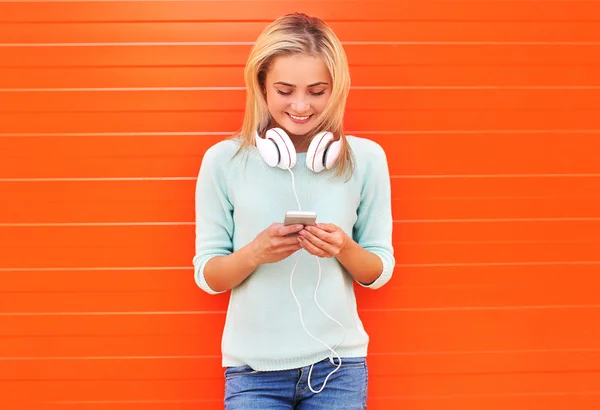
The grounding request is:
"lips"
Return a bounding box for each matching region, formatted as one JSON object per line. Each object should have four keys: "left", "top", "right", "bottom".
{"left": 287, "top": 113, "right": 312, "bottom": 124}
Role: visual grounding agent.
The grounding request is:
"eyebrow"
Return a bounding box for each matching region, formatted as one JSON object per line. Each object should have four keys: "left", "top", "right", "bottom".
{"left": 273, "top": 81, "right": 329, "bottom": 87}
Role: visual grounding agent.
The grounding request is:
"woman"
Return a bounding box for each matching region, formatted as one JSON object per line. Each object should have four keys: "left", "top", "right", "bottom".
{"left": 193, "top": 12, "right": 395, "bottom": 409}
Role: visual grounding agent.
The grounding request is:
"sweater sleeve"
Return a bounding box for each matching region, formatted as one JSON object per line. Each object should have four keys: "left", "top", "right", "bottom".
{"left": 352, "top": 143, "right": 396, "bottom": 290}
{"left": 192, "top": 144, "right": 234, "bottom": 295}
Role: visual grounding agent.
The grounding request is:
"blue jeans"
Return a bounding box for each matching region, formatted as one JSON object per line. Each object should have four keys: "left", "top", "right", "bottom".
{"left": 224, "top": 357, "right": 369, "bottom": 409}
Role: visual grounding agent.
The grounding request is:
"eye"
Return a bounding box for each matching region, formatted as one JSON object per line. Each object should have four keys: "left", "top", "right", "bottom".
{"left": 276, "top": 89, "right": 292, "bottom": 96}
{"left": 311, "top": 90, "right": 326, "bottom": 96}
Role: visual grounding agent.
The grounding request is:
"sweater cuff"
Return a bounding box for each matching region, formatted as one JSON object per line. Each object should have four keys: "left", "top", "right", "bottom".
{"left": 356, "top": 253, "right": 392, "bottom": 290}
{"left": 194, "top": 256, "right": 228, "bottom": 295}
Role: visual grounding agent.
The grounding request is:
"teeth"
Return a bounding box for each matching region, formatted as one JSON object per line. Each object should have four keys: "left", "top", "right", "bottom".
{"left": 289, "top": 114, "right": 310, "bottom": 121}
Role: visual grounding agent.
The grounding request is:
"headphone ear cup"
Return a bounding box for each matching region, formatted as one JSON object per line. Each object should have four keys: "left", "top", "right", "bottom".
{"left": 306, "top": 131, "right": 341, "bottom": 172}
{"left": 255, "top": 130, "right": 280, "bottom": 167}
{"left": 324, "top": 138, "right": 342, "bottom": 170}
{"left": 265, "top": 128, "right": 296, "bottom": 169}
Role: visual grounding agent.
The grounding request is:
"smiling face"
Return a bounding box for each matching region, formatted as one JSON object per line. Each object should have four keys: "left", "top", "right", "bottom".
{"left": 264, "top": 53, "right": 332, "bottom": 141}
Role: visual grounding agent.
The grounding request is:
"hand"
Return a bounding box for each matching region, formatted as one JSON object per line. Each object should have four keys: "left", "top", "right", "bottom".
{"left": 249, "top": 223, "right": 304, "bottom": 266}
{"left": 297, "top": 223, "right": 351, "bottom": 258}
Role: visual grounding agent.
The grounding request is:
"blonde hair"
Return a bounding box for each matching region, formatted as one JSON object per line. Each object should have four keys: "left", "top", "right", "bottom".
{"left": 232, "top": 12, "right": 354, "bottom": 179}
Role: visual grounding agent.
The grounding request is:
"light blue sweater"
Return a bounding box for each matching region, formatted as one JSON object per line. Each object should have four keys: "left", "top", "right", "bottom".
{"left": 193, "top": 135, "right": 395, "bottom": 371}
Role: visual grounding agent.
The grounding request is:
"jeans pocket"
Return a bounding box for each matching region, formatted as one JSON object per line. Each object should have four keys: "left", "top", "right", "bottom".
{"left": 224, "top": 365, "right": 260, "bottom": 379}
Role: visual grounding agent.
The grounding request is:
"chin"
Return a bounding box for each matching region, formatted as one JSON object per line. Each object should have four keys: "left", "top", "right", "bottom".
{"left": 281, "top": 120, "right": 314, "bottom": 138}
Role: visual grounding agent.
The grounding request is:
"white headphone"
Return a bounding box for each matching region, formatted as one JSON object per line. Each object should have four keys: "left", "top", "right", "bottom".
{"left": 255, "top": 128, "right": 342, "bottom": 172}
{"left": 254, "top": 126, "right": 347, "bottom": 394}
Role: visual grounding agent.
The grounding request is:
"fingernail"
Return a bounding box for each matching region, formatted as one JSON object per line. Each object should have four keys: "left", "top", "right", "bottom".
{"left": 296, "top": 225, "right": 303, "bottom": 230}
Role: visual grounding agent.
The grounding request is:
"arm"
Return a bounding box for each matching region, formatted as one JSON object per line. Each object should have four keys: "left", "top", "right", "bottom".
{"left": 348, "top": 143, "right": 395, "bottom": 289}
{"left": 192, "top": 145, "right": 236, "bottom": 295}
{"left": 202, "top": 223, "right": 304, "bottom": 293}
{"left": 202, "top": 244, "right": 259, "bottom": 293}
{"left": 336, "top": 237, "right": 384, "bottom": 286}
{"left": 297, "top": 143, "right": 395, "bottom": 289}
{"left": 299, "top": 225, "right": 384, "bottom": 285}
{"left": 193, "top": 145, "right": 303, "bottom": 294}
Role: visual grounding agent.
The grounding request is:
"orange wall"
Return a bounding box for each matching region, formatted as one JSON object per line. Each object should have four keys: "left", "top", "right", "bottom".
{"left": 1, "top": 1, "right": 600, "bottom": 409}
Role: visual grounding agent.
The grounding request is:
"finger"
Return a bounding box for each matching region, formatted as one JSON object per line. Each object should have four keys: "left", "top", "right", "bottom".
{"left": 304, "top": 225, "right": 331, "bottom": 241}
{"left": 300, "top": 229, "right": 336, "bottom": 255}
{"left": 299, "top": 232, "right": 334, "bottom": 257}
{"left": 280, "top": 236, "right": 304, "bottom": 246}
{"left": 279, "top": 224, "right": 305, "bottom": 237}
{"left": 315, "top": 223, "right": 338, "bottom": 233}
{"left": 298, "top": 236, "right": 326, "bottom": 257}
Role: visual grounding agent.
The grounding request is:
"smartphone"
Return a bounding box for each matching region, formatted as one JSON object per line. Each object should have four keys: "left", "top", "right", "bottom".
{"left": 283, "top": 211, "right": 317, "bottom": 227}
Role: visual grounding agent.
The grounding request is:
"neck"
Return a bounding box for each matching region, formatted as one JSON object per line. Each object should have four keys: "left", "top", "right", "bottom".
{"left": 268, "top": 121, "right": 312, "bottom": 153}
{"left": 290, "top": 135, "right": 310, "bottom": 153}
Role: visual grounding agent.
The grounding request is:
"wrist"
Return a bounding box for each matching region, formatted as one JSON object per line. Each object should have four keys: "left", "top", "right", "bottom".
{"left": 337, "top": 233, "right": 355, "bottom": 258}
{"left": 241, "top": 240, "right": 261, "bottom": 270}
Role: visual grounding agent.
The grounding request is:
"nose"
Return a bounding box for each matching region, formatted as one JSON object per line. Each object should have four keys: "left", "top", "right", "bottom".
{"left": 290, "top": 95, "right": 310, "bottom": 114}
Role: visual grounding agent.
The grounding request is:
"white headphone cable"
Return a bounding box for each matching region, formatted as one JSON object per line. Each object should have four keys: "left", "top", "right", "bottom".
{"left": 286, "top": 167, "right": 347, "bottom": 393}
{"left": 287, "top": 167, "right": 302, "bottom": 212}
